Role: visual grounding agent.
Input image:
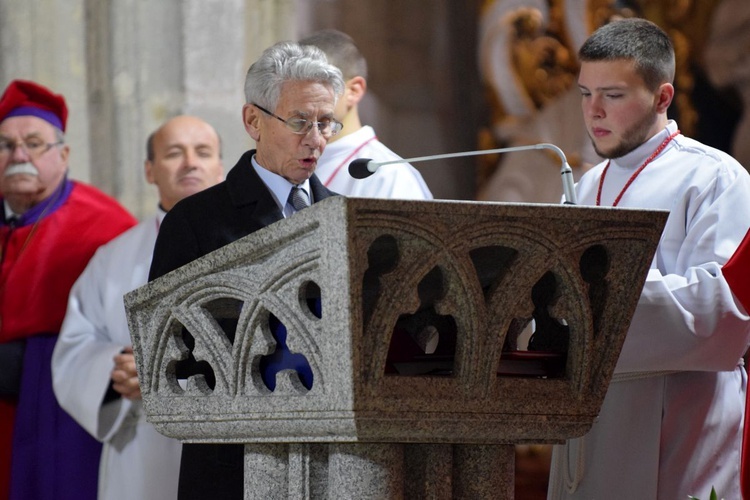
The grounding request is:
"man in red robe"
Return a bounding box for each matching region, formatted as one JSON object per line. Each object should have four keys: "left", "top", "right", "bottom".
{"left": 0, "top": 80, "right": 136, "bottom": 500}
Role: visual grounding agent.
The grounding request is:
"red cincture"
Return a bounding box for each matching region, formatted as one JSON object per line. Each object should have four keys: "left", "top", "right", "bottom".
{"left": 596, "top": 130, "right": 680, "bottom": 207}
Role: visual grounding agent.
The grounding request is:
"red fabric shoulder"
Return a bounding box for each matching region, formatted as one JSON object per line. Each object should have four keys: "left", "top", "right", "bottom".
{"left": 724, "top": 228, "right": 750, "bottom": 312}
{"left": 0, "top": 182, "right": 136, "bottom": 341}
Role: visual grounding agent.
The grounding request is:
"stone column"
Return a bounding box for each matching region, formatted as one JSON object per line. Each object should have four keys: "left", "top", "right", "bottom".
{"left": 85, "top": 0, "right": 249, "bottom": 217}
{"left": 454, "top": 444, "right": 515, "bottom": 499}
{"left": 0, "top": 0, "right": 290, "bottom": 218}
{"left": 327, "top": 443, "right": 405, "bottom": 499}
{"left": 0, "top": 0, "right": 91, "bottom": 182}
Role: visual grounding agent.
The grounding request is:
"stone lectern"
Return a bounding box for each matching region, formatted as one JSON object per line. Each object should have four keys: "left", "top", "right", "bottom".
{"left": 125, "top": 197, "right": 667, "bottom": 499}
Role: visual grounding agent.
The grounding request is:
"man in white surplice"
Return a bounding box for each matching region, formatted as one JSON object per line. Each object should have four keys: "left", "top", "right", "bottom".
{"left": 299, "top": 29, "right": 432, "bottom": 200}
{"left": 51, "top": 116, "right": 224, "bottom": 500}
{"left": 546, "top": 19, "right": 750, "bottom": 500}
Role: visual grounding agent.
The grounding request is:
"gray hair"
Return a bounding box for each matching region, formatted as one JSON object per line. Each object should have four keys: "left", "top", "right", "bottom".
{"left": 299, "top": 29, "right": 368, "bottom": 81}
{"left": 244, "top": 41, "right": 345, "bottom": 110}
{"left": 578, "top": 18, "right": 675, "bottom": 91}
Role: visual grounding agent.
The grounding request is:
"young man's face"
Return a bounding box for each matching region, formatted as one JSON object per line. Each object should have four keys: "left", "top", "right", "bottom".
{"left": 578, "top": 59, "right": 667, "bottom": 159}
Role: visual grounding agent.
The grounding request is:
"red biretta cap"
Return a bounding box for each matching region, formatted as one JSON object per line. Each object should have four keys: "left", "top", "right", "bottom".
{"left": 724, "top": 228, "right": 750, "bottom": 312}
{"left": 0, "top": 79, "right": 68, "bottom": 132}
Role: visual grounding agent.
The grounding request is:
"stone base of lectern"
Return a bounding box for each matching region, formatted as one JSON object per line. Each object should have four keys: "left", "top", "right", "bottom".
{"left": 125, "top": 197, "right": 667, "bottom": 499}
{"left": 241, "top": 442, "right": 515, "bottom": 500}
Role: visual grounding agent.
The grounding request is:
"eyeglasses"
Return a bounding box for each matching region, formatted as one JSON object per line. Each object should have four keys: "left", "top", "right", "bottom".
{"left": 253, "top": 103, "right": 343, "bottom": 139}
{"left": 0, "top": 138, "right": 64, "bottom": 159}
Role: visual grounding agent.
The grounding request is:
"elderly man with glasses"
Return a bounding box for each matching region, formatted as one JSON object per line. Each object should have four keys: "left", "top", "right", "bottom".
{"left": 0, "top": 79, "right": 136, "bottom": 500}
{"left": 147, "top": 41, "right": 344, "bottom": 500}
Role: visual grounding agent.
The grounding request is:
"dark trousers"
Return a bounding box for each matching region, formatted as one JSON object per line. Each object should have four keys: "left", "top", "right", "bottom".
{"left": 178, "top": 443, "right": 244, "bottom": 500}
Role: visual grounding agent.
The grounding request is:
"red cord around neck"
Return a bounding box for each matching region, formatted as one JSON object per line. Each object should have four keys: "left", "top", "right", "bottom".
{"left": 596, "top": 130, "right": 680, "bottom": 207}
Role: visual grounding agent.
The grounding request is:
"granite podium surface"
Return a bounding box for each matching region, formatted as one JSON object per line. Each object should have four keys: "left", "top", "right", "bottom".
{"left": 125, "top": 197, "right": 668, "bottom": 499}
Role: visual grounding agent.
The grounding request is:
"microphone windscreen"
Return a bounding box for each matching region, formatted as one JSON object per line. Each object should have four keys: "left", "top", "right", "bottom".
{"left": 349, "top": 158, "right": 375, "bottom": 179}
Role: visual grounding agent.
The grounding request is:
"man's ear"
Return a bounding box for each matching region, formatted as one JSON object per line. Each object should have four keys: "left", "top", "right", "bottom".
{"left": 144, "top": 160, "right": 156, "bottom": 185}
{"left": 345, "top": 76, "right": 367, "bottom": 106}
{"left": 243, "top": 104, "right": 261, "bottom": 141}
{"left": 58, "top": 143, "right": 70, "bottom": 166}
{"left": 655, "top": 82, "right": 674, "bottom": 114}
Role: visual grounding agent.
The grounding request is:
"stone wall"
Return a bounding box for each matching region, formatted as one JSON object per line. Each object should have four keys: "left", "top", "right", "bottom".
{"left": 0, "top": 0, "right": 481, "bottom": 218}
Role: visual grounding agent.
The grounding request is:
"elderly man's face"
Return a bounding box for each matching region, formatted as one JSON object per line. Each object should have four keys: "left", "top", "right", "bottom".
{"left": 0, "top": 115, "right": 69, "bottom": 213}
{"left": 245, "top": 80, "right": 337, "bottom": 184}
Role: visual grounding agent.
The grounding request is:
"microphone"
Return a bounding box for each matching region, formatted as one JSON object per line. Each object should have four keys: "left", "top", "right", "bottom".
{"left": 349, "top": 143, "right": 578, "bottom": 205}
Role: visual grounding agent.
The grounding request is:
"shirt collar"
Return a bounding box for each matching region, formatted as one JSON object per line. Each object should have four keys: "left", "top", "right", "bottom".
{"left": 2, "top": 177, "right": 73, "bottom": 227}
{"left": 3, "top": 202, "right": 19, "bottom": 222}
{"left": 156, "top": 205, "right": 167, "bottom": 224}
{"left": 251, "top": 154, "right": 311, "bottom": 217}
{"left": 610, "top": 120, "right": 678, "bottom": 170}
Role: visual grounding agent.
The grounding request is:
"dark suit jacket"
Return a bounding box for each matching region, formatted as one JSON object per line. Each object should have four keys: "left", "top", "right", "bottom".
{"left": 149, "top": 149, "right": 337, "bottom": 281}
{"left": 148, "top": 149, "right": 337, "bottom": 500}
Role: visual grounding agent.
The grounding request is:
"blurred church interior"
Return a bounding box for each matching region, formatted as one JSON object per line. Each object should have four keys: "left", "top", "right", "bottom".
{"left": 1, "top": 0, "right": 747, "bottom": 497}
